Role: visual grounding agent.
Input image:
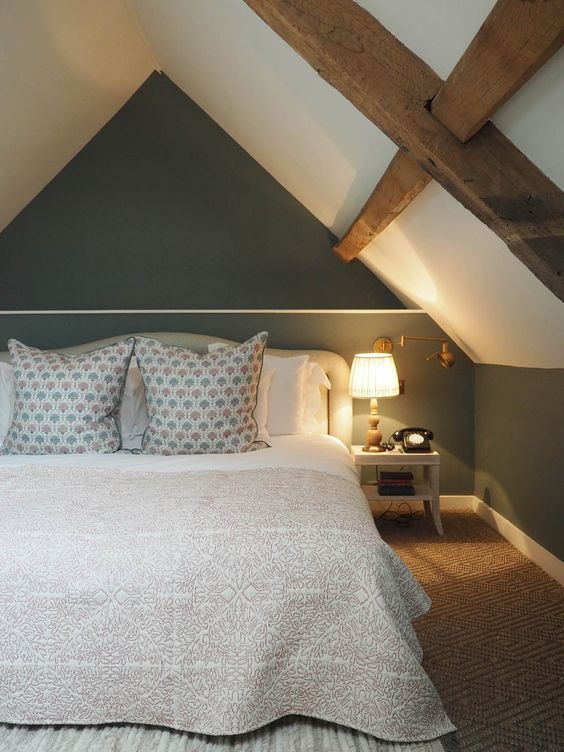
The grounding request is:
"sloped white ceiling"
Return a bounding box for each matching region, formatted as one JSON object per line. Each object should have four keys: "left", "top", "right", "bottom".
{"left": 0, "top": 0, "right": 155, "bottom": 232}
{"left": 357, "top": 0, "right": 497, "bottom": 79}
{"left": 360, "top": 182, "right": 564, "bottom": 368}
{"left": 492, "top": 49, "right": 564, "bottom": 189}
{"left": 127, "top": 0, "right": 564, "bottom": 367}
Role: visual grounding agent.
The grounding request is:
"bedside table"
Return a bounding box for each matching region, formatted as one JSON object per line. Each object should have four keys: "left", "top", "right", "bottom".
{"left": 352, "top": 446, "right": 443, "bottom": 536}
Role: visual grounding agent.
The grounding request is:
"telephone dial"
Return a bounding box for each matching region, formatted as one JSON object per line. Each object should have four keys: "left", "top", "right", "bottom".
{"left": 392, "top": 427, "right": 434, "bottom": 453}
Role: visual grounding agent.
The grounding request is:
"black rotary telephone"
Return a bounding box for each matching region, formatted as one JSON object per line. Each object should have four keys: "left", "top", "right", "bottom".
{"left": 392, "top": 427, "right": 434, "bottom": 453}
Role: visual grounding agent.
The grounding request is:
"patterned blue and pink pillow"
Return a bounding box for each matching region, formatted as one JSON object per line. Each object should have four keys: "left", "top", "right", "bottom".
{"left": 135, "top": 332, "right": 268, "bottom": 455}
{"left": 1, "top": 338, "right": 134, "bottom": 455}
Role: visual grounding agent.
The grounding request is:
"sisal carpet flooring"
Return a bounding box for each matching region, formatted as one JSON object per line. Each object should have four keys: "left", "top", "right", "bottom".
{"left": 379, "top": 509, "right": 564, "bottom": 752}
{"left": 1, "top": 510, "right": 562, "bottom": 751}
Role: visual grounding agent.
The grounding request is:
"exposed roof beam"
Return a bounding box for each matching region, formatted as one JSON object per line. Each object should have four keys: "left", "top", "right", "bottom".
{"left": 334, "top": 151, "right": 431, "bottom": 262}
{"left": 336, "top": 0, "right": 564, "bottom": 261}
{"left": 243, "top": 0, "right": 564, "bottom": 302}
{"left": 432, "top": 0, "right": 564, "bottom": 143}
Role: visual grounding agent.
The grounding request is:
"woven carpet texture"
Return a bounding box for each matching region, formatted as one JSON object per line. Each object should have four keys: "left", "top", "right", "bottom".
{"left": 379, "top": 509, "right": 564, "bottom": 751}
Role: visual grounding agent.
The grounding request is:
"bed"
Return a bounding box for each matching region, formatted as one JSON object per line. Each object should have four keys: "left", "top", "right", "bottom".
{"left": 0, "top": 333, "right": 454, "bottom": 742}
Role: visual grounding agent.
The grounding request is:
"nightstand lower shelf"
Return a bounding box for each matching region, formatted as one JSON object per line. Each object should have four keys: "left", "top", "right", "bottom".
{"left": 362, "top": 484, "right": 433, "bottom": 501}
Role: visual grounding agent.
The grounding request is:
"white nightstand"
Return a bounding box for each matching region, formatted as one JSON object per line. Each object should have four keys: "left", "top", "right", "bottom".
{"left": 351, "top": 446, "right": 443, "bottom": 536}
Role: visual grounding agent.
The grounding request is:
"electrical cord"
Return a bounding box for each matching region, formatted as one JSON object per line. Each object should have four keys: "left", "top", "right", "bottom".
{"left": 373, "top": 501, "right": 424, "bottom": 526}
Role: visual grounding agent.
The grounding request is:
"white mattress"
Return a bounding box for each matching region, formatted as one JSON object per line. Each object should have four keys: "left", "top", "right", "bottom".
{"left": 0, "top": 434, "right": 358, "bottom": 485}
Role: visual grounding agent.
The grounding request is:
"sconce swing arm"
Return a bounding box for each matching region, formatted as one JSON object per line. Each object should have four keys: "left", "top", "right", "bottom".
{"left": 374, "top": 335, "right": 455, "bottom": 368}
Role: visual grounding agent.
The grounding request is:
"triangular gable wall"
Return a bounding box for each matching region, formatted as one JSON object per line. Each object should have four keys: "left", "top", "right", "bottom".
{"left": 0, "top": 73, "right": 402, "bottom": 311}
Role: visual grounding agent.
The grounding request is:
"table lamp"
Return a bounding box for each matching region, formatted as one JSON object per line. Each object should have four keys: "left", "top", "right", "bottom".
{"left": 349, "top": 353, "right": 399, "bottom": 452}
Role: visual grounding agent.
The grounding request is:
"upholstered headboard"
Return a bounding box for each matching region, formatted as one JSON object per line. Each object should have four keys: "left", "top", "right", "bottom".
{"left": 0, "top": 332, "right": 353, "bottom": 447}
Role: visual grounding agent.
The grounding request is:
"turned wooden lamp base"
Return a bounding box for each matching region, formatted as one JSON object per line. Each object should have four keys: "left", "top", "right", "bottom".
{"left": 362, "top": 398, "right": 387, "bottom": 452}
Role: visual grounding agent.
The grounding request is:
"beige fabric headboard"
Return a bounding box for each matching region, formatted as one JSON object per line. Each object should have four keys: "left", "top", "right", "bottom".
{"left": 0, "top": 332, "right": 353, "bottom": 448}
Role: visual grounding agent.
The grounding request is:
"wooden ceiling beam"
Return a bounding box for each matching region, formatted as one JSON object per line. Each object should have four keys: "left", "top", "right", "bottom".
{"left": 336, "top": 0, "right": 564, "bottom": 260}
{"left": 334, "top": 151, "right": 431, "bottom": 262}
{"left": 243, "top": 0, "right": 564, "bottom": 302}
{"left": 432, "top": 0, "right": 564, "bottom": 143}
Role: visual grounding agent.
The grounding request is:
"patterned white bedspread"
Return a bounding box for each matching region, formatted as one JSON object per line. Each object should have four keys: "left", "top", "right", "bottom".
{"left": 0, "top": 465, "right": 454, "bottom": 741}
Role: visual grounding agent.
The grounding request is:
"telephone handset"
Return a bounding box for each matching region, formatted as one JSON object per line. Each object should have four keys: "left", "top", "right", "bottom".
{"left": 392, "top": 427, "right": 434, "bottom": 453}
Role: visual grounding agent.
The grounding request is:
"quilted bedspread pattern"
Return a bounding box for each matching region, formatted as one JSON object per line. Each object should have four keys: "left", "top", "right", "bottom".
{"left": 0, "top": 466, "right": 454, "bottom": 741}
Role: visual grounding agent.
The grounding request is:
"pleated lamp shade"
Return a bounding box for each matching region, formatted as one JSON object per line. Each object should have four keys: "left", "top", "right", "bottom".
{"left": 349, "top": 353, "right": 400, "bottom": 399}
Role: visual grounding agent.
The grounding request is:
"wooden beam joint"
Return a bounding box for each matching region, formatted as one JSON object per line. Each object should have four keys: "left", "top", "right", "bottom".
{"left": 334, "top": 151, "right": 431, "bottom": 262}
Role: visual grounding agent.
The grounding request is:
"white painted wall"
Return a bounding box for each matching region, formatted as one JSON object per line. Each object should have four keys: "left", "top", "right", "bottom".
{"left": 0, "top": 0, "right": 155, "bottom": 232}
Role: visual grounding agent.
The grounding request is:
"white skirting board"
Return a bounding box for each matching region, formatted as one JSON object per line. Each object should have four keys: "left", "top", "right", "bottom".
{"left": 470, "top": 496, "right": 564, "bottom": 587}
{"left": 370, "top": 495, "right": 564, "bottom": 586}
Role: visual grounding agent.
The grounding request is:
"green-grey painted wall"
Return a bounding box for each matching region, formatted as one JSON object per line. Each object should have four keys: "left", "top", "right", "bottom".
{"left": 0, "top": 72, "right": 401, "bottom": 310}
{"left": 475, "top": 365, "right": 564, "bottom": 560}
{"left": 0, "top": 312, "right": 475, "bottom": 494}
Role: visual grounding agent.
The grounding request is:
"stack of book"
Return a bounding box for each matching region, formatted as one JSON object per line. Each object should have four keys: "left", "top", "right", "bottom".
{"left": 378, "top": 471, "right": 415, "bottom": 496}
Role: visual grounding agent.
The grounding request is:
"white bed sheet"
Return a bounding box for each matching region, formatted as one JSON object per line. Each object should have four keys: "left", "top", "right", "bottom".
{"left": 0, "top": 434, "right": 358, "bottom": 485}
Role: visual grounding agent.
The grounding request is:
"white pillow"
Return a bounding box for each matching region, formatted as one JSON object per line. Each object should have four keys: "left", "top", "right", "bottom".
{"left": 254, "top": 366, "right": 274, "bottom": 441}
{"left": 208, "top": 344, "right": 330, "bottom": 435}
{"left": 304, "top": 361, "right": 331, "bottom": 433}
{"left": 264, "top": 353, "right": 310, "bottom": 435}
{"left": 0, "top": 362, "right": 15, "bottom": 444}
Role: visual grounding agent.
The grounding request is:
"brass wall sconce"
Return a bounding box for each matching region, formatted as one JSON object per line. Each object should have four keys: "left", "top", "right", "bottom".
{"left": 374, "top": 335, "right": 456, "bottom": 369}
